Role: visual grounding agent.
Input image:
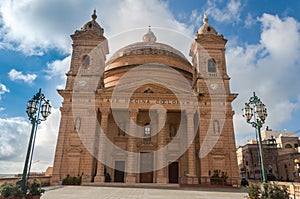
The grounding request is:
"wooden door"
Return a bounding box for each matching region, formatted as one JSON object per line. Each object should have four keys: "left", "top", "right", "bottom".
{"left": 168, "top": 162, "right": 179, "bottom": 183}
{"left": 114, "top": 161, "right": 125, "bottom": 182}
{"left": 140, "top": 152, "right": 153, "bottom": 183}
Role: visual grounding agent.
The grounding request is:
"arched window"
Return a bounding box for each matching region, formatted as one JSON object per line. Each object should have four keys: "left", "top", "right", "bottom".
{"left": 169, "top": 124, "right": 177, "bottom": 138}
{"left": 74, "top": 117, "right": 81, "bottom": 132}
{"left": 285, "top": 144, "right": 292, "bottom": 148}
{"left": 81, "top": 55, "right": 90, "bottom": 68}
{"left": 213, "top": 120, "right": 220, "bottom": 134}
{"left": 118, "top": 122, "right": 126, "bottom": 136}
{"left": 208, "top": 59, "right": 216, "bottom": 73}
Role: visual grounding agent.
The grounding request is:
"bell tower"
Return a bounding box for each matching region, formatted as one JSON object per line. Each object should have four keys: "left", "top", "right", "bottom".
{"left": 65, "top": 9, "right": 108, "bottom": 91}
{"left": 51, "top": 10, "right": 109, "bottom": 185}
{"left": 190, "top": 13, "right": 239, "bottom": 183}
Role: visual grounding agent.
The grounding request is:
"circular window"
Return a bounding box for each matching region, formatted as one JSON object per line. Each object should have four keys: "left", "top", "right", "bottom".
{"left": 207, "top": 27, "right": 211, "bottom": 32}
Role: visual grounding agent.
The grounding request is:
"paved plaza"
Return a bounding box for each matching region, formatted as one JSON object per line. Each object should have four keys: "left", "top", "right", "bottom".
{"left": 41, "top": 186, "right": 247, "bottom": 199}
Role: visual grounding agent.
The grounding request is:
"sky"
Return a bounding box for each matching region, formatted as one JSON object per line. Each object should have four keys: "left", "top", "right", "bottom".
{"left": 0, "top": 0, "right": 299, "bottom": 174}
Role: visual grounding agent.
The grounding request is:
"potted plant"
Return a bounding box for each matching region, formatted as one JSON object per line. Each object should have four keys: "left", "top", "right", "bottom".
{"left": 246, "top": 183, "right": 261, "bottom": 199}
{"left": 0, "top": 182, "right": 23, "bottom": 199}
{"left": 261, "top": 183, "right": 289, "bottom": 199}
{"left": 26, "top": 180, "right": 45, "bottom": 199}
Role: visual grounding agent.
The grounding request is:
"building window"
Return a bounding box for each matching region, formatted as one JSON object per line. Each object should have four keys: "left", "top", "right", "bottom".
{"left": 213, "top": 120, "right": 220, "bottom": 134}
{"left": 169, "top": 124, "right": 177, "bottom": 138}
{"left": 144, "top": 124, "right": 151, "bottom": 144}
{"left": 207, "top": 59, "right": 216, "bottom": 73}
{"left": 81, "top": 55, "right": 90, "bottom": 68}
{"left": 74, "top": 117, "right": 81, "bottom": 132}
{"left": 118, "top": 123, "right": 126, "bottom": 136}
{"left": 285, "top": 144, "right": 292, "bottom": 148}
{"left": 144, "top": 88, "right": 153, "bottom": 93}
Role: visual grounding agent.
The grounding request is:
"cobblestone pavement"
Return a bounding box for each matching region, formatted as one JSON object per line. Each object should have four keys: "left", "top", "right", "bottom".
{"left": 41, "top": 186, "right": 247, "bottom": 199}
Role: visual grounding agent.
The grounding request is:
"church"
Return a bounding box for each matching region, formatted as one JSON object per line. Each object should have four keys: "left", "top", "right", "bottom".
{"left": 51, "top": 10, "right": 239, "bottom": 185}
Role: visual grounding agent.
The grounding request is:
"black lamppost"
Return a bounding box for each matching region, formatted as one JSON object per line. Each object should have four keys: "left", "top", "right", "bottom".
{"left": 243, "top": 92, "right": 268, "bottom": 183}
{"left": 18, "top": 88, "right": 51, "bottom": 192}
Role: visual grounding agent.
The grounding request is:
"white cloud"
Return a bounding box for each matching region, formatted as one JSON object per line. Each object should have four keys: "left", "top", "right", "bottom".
{"left": 8, "top": 69, "right": 37, "bottom": 84}
{"left": 0, "top": 117, "right": 30, "bottom": 162}
{"left": 206, "top": 0, "right": 243, "bottom": 24}
{"left": 46, "top": 56, "right": 71, "bottom": 81}
{"left": 0, "top": 83, "right": 9, "bottom": 99}
{"left": 244, "top": 13, "right": 256, "bottom": 28}
{"left": 0, "top": 0, "right": 193, "bottom": 56}
{"left": 228, "top": 14, "right": 300, "bottom": 144}
{"left": 0, "top": 108, "right": 61, "bottom": 173}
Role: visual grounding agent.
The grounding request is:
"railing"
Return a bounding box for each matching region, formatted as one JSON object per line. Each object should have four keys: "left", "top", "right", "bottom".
{"left": 180, "top": 176, "right": 240, "bottom": 187}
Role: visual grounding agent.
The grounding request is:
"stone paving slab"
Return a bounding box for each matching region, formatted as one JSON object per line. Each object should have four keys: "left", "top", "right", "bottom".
{"left": 41, "top": 186, "right": 247, "bottom": 199}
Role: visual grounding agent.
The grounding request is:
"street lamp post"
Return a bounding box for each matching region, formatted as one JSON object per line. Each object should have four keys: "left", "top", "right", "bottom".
{"left": 243, "top": 92, "right": 268, "bottom": 183}
{"left": 18, "top": 88, "right": 51, "bottom": 192}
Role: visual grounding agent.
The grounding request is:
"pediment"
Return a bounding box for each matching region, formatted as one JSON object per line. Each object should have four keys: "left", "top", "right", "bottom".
{"left": 196, "top": 34, "right": 227, "bottom": 45}
{"left": 105, "top": 77, "right": 194, "bottom": 96}
{"left": 71, "top": 31, "right": 105, "bottom": 41}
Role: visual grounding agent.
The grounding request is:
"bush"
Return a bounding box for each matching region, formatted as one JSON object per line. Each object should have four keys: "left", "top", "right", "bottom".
{"left": 247, "top": 183, "right": 261, "bottom": 199}
{"left": 246, "top": 183, "right": 290, "bottom": 199}
{"left": 210, "top": 170, "right": 228, "bottom": 185}
{"left": 27, "top": 180, "right": 45, "bottom": 196}
{"left": 261, "top": 183, "right": 289, "bottom": 199}
{"left": 0, "top": 182, "right": 23, "bottom": 198}
{"left": 62, "top": 174, "right": 82, "bottom": 185}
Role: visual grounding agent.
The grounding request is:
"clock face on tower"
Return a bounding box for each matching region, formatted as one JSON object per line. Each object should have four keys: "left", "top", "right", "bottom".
{"left": 210, "top": 83, "right": 217, "bottom": 90}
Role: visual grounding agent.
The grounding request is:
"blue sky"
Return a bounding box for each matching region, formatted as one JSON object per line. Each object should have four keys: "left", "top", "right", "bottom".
{"left": 0, "top": 0, "right": 299, "bottom": 174}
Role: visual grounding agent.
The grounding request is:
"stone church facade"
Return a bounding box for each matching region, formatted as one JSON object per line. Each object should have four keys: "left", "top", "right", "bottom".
{"left": 51, "top": 11, "right": 239, "bottom": 185}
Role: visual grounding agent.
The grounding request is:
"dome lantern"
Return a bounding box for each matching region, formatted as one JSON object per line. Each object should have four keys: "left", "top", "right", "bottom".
{"left": 143, "top": 26, "right": 157, "bottom": 43}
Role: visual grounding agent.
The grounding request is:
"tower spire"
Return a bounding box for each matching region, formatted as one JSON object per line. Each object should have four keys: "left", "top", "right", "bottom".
{"left": 203, "top": 12, "right": 208, "bottom": 24}
{"left": 92, "top": 9, "right": 97, "bottom": 21}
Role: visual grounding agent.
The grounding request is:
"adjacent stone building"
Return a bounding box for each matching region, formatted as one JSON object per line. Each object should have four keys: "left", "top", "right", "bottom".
{"left": 237, "top": 129, "right": 300, "bottom": 182}
{"left": 51, "top": 11, "right": 239, "bottom": 185}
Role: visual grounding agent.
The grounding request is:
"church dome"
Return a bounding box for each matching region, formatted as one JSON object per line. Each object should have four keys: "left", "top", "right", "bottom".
{"left": 104, "top": 28, "right": 193, "bottom": 87}
{"left": 104, "top": 28, "right": 193, "bottom": 88}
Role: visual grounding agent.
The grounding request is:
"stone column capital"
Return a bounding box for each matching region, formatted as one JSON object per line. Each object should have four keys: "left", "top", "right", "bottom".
{"left": 186, "top": 108, "right": 197, "bottom": 117}
{"left": 129, "top": 108, "right": 139, "bottom": 118}
{"left": 99, "top": 108, "right": 110, "bottom": 119}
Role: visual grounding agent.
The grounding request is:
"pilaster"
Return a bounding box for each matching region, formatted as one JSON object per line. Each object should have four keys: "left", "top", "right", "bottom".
{"left": 156, "top": 109, "right": 168, "bottom": 184}
{"left": 125, "top": 108, "right": 138, "bottom": 183}
{"left": 186, "top": 109, "right": 198, "bottom": 184}
{"left": 94, "top": 108, "right": 110, "bottom": 182}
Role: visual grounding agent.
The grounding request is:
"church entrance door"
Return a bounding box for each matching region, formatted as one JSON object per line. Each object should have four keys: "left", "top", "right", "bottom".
{"left": 140, "top": 152, "right": 153, "bottom": 183}
{"left": 168, "top": 162, "right": 179, "bottom": 183}
{"left": 114, "top": 161, "right": 125, "bottom": 182}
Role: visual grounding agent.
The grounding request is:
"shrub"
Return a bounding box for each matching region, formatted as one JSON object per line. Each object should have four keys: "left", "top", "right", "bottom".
{"left": 246, "top": 183, "right": 290, "bottom": 199}
{"left": 0, "top": 182, "right": 23, "bottom": 198}
{"left": 27, "top": 180, "right": 45, "bottom": 196}
{"left": 247, "top": 183, "right": 261, "bottom": 199}
{"left": 210, "top": 170, "right": 228, "bottom": 185}
{"left": 261, "top": 183, "right": 289, "bottom": 199}
{"left": 62, "top": 174, "right": 82, "bottom": 185}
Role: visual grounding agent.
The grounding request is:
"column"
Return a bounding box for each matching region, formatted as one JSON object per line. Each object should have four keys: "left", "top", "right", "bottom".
{"left": 156, "top": 109, "right": 168, "bottom": 183}
{"left": 94, "top": 109, "right": 109, "bottom": 182}
{"left": 186, "top": 109, "right": 198, "bottom": 184}
{"left": 125, "top": 108, "right": 138, "bottom": 183}
{"left": 51, "top": 106, "right": 69, "bottom": 185}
